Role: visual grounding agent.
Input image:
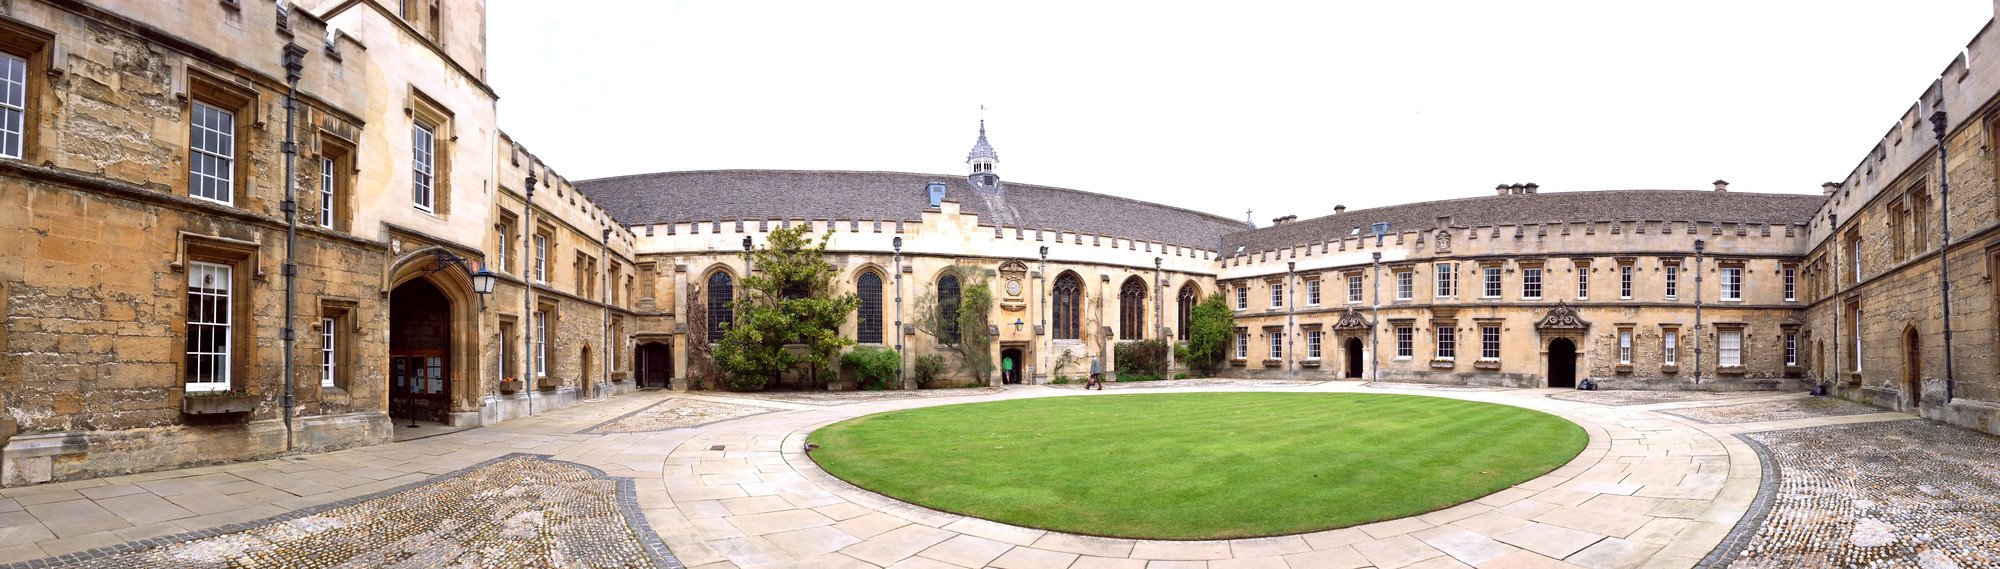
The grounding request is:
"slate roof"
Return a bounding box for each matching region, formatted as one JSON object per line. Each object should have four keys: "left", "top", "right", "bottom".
{"left": 1221, "top": 190, "right": 1828, "bottom": 255}
{"left": 576, "top": 170, "right": 1252, "bottom": 250}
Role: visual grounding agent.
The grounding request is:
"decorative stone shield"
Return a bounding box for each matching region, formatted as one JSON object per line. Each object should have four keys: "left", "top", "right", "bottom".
{"left": 1535, "top": 301, "right": 1589, "bottom": 330}
{"left": 1332, "top": 307, "right": 1373, "bottom": 330}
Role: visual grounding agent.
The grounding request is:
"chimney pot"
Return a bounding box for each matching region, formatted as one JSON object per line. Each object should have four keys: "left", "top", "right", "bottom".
{"left": 1713, "top": 179, "right": 1729, "bottom": 192}
{"left": 1333, "top": 205, "right": 1346, "bottom": 214}
{"left": 1495, "top": 184, "right": 1510, "bottom": 196}
{"left": 1523, "top": 183, "right": 1538, "bottom": 194}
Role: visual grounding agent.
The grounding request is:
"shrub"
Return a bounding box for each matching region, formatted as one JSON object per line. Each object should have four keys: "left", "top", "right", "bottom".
{"left": 1115, "top": 339, "right": 1171, "bottom": 377}
{"left": 913, "top": 354, "right": 949, "bottom": 386}
{"left": 841, "top": 347, "right": 902, "bottom": 391}
{"left": 1175, "top": 373, "right": 1190, "bottom": 380}
{"left": 1185, "top": 293, "right": 1235, "bottom": 376}
{"left": 1117, "top": 374, "right": 1164, "bottom": 382}
{"left": 1050, "top": 377, "right": 1070, "bottom": 385}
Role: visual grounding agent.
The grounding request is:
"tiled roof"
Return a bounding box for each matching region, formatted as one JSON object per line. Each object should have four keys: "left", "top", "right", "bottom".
{"left": 1221, "top": 190, "right": 1828, "bottom": 254}
{"left": 576, "top": 170, "right": 1252, "bottom": 250}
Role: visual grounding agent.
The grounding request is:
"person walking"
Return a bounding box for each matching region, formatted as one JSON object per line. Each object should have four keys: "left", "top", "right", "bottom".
{"left": 1086, "top": 358, "right": 1104, "bottom": 390}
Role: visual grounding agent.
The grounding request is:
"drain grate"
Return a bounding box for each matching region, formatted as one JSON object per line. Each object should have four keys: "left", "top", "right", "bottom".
{"left": 709, "top": 445, "right": 726, "bottom": 451}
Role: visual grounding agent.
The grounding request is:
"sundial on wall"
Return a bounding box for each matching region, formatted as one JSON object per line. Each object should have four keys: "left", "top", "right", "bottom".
{"left": 998, "top": 260, "right": 1029, "bottom": 312}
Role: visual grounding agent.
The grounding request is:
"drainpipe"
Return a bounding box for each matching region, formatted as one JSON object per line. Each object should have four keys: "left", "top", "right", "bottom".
{"left": 1286, "top": 261, "right": 1296, "bottom": 376}
{"left": 278, "top": 43, "right": 306, "bottom": 451}
{"left": 1692, "top": 239, "right": 1705, "bottom": 386}
{"left": 1371, "top": 251, "right": 1382, "bottom": 381}
{"left": 523, "top": 174, "right": 537, "bottom": 417}
{"left": 1929, "top": 110, "right": 1956, "bottom": 403}
{"left": 1154, "top": 256, "right": 1165, "bottom": 373}
{"left": 1828, "top": 211, "right": 1839, "bottom": 392}
{"left": 601, "top": 226, "right": 612, "bottom": 401}
{"left": 893, "top": 236, "right": 905, "bottom": 388}
{"left": 1039, "top": 246, "right": 1048, "bottom": 381}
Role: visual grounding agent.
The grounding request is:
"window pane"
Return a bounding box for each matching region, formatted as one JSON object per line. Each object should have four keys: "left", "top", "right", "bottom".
{"left": 185, "top": 262, "right": 232, "bottom": 390}
{"left": 857, "top": 272, "right": 883, "bottom": 344}
{"left": 412, "top": 122, "right": 435, "bottom": 211}
{"left": 189, "top": 101, "right": 236, "bottom": 204}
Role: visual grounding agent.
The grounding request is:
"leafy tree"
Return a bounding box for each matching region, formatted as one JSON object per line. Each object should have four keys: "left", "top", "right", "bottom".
{"left": 713, "top": 226, "right": 860, "bottom": 390}
{"left": 912, "top": 266, "right": 994, "bottom": 381}
{"left": 1184, "top": 293, "right": 1234, "bottom": 376}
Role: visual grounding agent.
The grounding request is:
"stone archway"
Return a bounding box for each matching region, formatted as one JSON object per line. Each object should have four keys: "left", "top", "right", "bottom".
{"left": 1547, "top": 338, "right": 1578, "bottom": 389}
{"left": 383, "top": 247, "right": 484, "bottom": 426}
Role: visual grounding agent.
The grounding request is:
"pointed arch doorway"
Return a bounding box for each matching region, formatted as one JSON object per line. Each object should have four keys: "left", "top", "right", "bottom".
{"left": 389, "top": 278, "right": 453, "bottom": 425}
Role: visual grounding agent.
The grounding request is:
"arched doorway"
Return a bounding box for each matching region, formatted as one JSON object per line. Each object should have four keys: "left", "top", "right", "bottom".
{"left": 636, "top": 342, "right": 672, "bottom": 389}
{"left": 1904, "top": 328, "right": 1921, "bottom": 407}
{"left": 1000, "top": 347, "right": 1024, "bottom": 384}
{"left": 1344, "top": 338, "right": 1364, "bottom": 378}
{"left": 390, "top": 278, "right": 452, "bottom": 424}
{"left": 1547, "top": 338, "right": 1577, "bottom": 388}
{"left": 581, "top": 345, "right": 594, "bottom": 397}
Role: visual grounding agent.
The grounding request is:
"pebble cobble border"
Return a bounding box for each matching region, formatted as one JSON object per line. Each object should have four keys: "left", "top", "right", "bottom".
{"left": 0, "top": 453, "right": 684, "bottom": 569}
{"left": 576, "top": 397, "right": 772, "bottom": 435}
{"left": 1698, "top": 435, "right": 1783, "bottom": 568}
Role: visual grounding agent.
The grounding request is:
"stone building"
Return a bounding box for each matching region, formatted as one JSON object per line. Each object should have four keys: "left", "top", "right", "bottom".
{"left": 0, "top": 0, "right": 637, "bottom": 487}
{"left": 579, "top": 122, "right": 1246, "bottom": 388}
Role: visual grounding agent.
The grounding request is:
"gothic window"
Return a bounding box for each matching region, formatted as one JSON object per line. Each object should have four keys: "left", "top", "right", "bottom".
{"left": 938, "top": 273, "right": 961, "bottom": 343}
{"left": 1119, "top": 276, "right": 1146, "bottom": 340}
{"left": 857, "top": 271, "right": 883, "bottom": 344}
{"left": 706, "top": 272, "right": 734, "bottom": 343}
{"left": 1177, "top": 284, "right": 1198, "bottom": 341}
{"left": 1053, "top": 272, "right": 1082, "bottom": 340}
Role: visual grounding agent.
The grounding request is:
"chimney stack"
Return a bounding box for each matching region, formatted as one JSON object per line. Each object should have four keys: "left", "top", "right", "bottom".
{"left": 1523, "top": 183, "right": 1538, "bottom": 194}
{"left": 1495, "top": 184, "right": 1510, "bottom": 196}
{"left": 1333, "top": 205, "right": 1346, "bottom": 214}
{"left": 1271, "top": 215, "right": 1298, "bottom": 226}
{"left": 1509, "top": 183, "right": 1524, "bottom": 195}
{"left": 1822, "top": 181, "right": 1840, "bottom": 196}
{"left": 1713, "top": 179, "right": 1729, "bottom": 192}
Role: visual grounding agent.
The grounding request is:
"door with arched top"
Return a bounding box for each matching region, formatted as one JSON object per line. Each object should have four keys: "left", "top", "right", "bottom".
{"left": 1344, "top": 338, "right": 1364, "bottom": 378}
{"left": 1547, "top": 338, "right": 1577, "bottom": 389}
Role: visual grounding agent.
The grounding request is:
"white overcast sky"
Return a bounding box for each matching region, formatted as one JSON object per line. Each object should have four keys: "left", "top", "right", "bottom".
{"left": 488, "top": 1, "right": 1993, "bottom": 225}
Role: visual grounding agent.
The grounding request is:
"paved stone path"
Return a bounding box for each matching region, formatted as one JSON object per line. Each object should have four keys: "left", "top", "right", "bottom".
{"left": 0, "top": 383, "right": 1960, "bottom": 568}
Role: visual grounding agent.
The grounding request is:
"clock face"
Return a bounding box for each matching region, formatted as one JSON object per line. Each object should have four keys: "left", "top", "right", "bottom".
{"left": 1006, "top": 278, "right": 1023, "bottom": 296}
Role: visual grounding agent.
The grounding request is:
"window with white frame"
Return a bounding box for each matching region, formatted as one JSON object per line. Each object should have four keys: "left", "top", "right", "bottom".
{"left": 1852, "top": 304, "right": 1863, "bottom": 372}
{"left": 1235, "top": 332, "right": 1248, "bottom": 359}
{"left": 319, "top": 157, "right": 336, "bottom": 227}
{"left": 1719, "top": 329, "right": 1743, "bottom": 367}
{"left": 1435, "top": 263, "right": 1456, "bottom": 297}
{"left": 189, "top": 101, "right": 236, "bottom": 205}
{"left": 1522, "top": 267, "right": 1542, "bottom": 299}
{"left": 1664, "top": 329, "right": 1678, "bottom": 366}
{"left": 1307, "top": 279, "right": 1322, "bottom": 306}
{"left": 1664, "top": 264, "right": 1679, "bottom": 299}
{"left": 1270, "top": 282, "right": 1284, "bottom": 308}
{"left": 1396, "top": 271, "right": 1413, "bottom": 300}
{"left": 1619, "top": 264, "right": 1634, "bottom": 299}
{"left": 533, "top": 234, "right": 548, "bottom": 284}
{"left": 1577, "top": 263, "right": 1590, "bottom": 299}
{"left": 412, "top": 121, "right": 437, "bottom": 212}
{"left": 1721, "top": 267, "right": 1743, "bottom": 301}
{"left": 1307, "top": 330, "right": 1322, "bottom": 360}
{"left": 1618, "top": 329, "right": 1633, "bottom": 364}
{"left": 320, "top": 317, "right": 336, "bottom": 388}
{"left": 1268, "top": 333, "right": 1282, "bottom": 360}
{"left": 1784, "top": 331, "right": 1798, "bottom": 367}
{"left": 1236, "top": 286, "right": 1248, "bottom": 310}
{"left": 1483, "top": 266, "right": 1501, "bottom": 298}
{"left": 1783, "top": 266, "right": 1796, "bottom": 301}
{"left": 1435, "top": 326, "right": 1455, "bottom": 359}
{"left": 1480, "top": 325, "right": 1500, "bottom": 360}
{"left": 0, "top": 52, "right": 23, "bottom": 159}
{"left": 1396, "top": 326, "right": 1413, "bottom": 357}
{"left": 185, "top": 262, "right": 233, "bottom": 392}
{"left": 1348, "top": 274, "right": 1363, "bottom": 303}
{"left": 534, "top": 310, "right": 549, "bottom": 375}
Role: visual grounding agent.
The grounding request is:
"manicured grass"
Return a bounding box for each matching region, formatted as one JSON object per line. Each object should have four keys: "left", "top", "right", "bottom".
{"left": 807, "top": 392, "right": 1586, "bottom": 540}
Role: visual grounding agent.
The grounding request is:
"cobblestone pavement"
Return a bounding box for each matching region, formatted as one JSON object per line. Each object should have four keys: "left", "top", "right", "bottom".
{"left": 5, "top": 455, "right": 666, "bottom": 569}
{"left": 584, "top": 399, "right": 777, "bottom": 434}
{"left": 1725, "top": 420, "right": 2000, "bottom": 568}
{"left": 1663, "top": 396, "right": 1883, "bottom": 425}
{"left": 0, "top": 383, "right": 1969, "bottom": 569}
{"left": 693, "top": 387, "right": 1003, "bottom": 405}
{"left": 1046, "top": 378, "right": 1322, "bottom": 390}
{"left": 1549, "top": 390, "right": 1768, "bottom": 406}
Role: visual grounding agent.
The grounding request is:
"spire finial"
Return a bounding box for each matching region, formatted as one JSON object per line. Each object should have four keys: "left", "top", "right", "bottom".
{"left": 979, "top": 104, "right": 986, "bottom": 137}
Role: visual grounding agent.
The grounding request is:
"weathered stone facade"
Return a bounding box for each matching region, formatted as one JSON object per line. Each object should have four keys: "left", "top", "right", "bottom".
{"left": 0, "top": 0, "right": 640, "bottom": 487}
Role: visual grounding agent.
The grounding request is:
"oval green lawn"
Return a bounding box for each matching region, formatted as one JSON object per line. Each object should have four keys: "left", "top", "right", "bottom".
{"left": 807, "top": 392, "right": 1586, "bottom": 540}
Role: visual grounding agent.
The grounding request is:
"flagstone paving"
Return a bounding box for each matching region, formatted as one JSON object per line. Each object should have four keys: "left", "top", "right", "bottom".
{"left": 1046, "top": 378, "right": 1322, "bottom": 390}
{"left": 584, "top": 398, "right": 776, "bottom": 434}
{"left": 0, "top": 383, "right": 1962, "bottom": 568}
{"left": 1660, "top": 396, "right": 1884, "bottom": 425}
{"left": 1546, "top": 390, "right": 1766, "bottom": 407}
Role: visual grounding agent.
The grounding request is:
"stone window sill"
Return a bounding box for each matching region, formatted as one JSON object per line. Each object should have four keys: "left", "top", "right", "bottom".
{"left": 1662, "top": 365, "right": 1679, "bottom": 374}
{"left": 1430, "top": 359, "right": 1455, "bottom": 369}
{"left": 1261, "top": 360, "right": 1284, "bottom": 369}
{"left": 1230, "top": 359, "right": 1248, "bottom": 368}
{"left": 1301, "top": 360, "right": 1321, "bottom": 368}
{"left": 1718, "top": 366, "right": 1747, "bottom": 376}
{"left": 1474, "top": 360, "right": 1500, "bottom": 370}
{"left": 1615, "top": 364, "right": 1633, "bottom": 374}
